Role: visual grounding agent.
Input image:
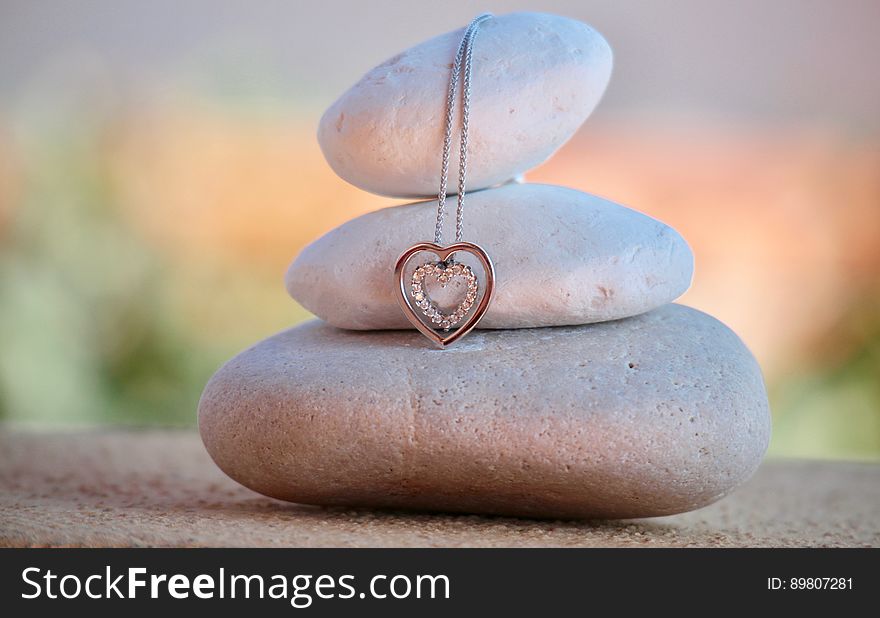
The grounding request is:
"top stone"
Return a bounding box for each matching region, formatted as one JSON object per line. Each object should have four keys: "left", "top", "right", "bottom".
{"left": 318, "top": 12, "right": 613, "bottom": 198}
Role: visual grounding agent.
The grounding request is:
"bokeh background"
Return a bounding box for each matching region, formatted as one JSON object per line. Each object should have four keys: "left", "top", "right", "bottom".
{"left": 1, "top": 0, "right": 878, "bottom": 460}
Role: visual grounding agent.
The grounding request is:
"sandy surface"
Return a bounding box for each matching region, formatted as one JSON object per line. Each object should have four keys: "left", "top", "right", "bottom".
{"left": 0, "top": 429, "right": 877, "bottom": 548}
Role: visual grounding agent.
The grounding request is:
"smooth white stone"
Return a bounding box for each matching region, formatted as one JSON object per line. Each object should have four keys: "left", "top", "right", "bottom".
{"left": 285, "top": 183, "right": 693, "bottom": 330}
{"left": 318, "top": 12, "right": 613, "bottom": 197}
{"left": 198, "top": 305, "right": 771, "bottom": 519}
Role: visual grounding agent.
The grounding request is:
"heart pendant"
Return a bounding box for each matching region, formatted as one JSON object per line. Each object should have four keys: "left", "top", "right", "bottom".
{"left": 394, "top": 241, "right": 496, "bottom": 348}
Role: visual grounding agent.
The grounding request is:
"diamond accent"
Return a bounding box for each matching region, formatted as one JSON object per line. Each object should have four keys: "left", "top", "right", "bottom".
{"left": 410, "top": 260, "right": 479, "bottom": 331}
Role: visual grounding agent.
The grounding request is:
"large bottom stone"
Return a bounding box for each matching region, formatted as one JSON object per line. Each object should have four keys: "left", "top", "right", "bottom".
{"left": 198, "top": 305, "right": 770, "bottom": 519}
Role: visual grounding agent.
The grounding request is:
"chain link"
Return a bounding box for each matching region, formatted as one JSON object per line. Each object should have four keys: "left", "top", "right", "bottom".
{"left": 435, "top": 13, "right": 492, "bottom": 246}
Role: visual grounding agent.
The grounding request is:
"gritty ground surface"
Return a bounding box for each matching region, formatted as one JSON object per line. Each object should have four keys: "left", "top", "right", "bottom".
{"left": 0, "top": 429, "right": 877, "bottom": 548}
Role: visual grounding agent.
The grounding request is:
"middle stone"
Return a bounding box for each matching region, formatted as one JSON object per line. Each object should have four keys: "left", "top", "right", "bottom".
{"left": 286, "top": 183, "right": 694, "bottom": 330}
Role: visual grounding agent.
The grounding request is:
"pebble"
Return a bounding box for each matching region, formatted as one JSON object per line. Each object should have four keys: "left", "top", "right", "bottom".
{"left": 285, "top": 183, "right": 693, "bottom": 330}
{"left": 318, "top": 12, "right": 613, "bottom": 197}
{"left": 198, "top": 304, "right": 770, "bottom": 519}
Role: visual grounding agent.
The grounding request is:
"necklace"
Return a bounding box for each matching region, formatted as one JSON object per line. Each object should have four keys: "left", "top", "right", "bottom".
{"left": 394, "top": 13, "right": 496, "bottom": 348}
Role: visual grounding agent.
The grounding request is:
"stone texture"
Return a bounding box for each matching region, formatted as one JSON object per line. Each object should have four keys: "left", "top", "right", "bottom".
{"left": 286, "top": 183, "right": 693, "bottom": 330}
{"left": 2, "top": 429, "right": 877, "bottom": 547}
{"left": 318, "top": 12, "right": 613, "bottom": 197}
{"left": 198, "top": 305, "right": 770, "bottom": 519}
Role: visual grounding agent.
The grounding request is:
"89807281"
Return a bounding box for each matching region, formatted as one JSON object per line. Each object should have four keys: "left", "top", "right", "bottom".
{"left": 768, "top": 577, "right": 853, "bottom": 590}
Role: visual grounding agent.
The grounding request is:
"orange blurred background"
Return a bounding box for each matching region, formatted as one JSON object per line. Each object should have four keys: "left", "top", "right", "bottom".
{"left": 0, "top": 0, "right": 878, "bottom": 459}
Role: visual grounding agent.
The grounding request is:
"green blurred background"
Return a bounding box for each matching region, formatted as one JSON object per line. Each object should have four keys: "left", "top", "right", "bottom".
{"left": 0, "top": 0, "right": 878, "bottom": 460}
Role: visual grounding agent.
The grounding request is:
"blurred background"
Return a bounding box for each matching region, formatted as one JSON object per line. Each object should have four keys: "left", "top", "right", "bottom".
{"left": 0, "top": 0, "right": 877, "bottom": 460}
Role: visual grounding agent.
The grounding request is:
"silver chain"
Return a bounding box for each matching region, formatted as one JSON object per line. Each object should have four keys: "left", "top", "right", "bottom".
{"left": 434, "top": 13, "right": 492, "bottom": 246}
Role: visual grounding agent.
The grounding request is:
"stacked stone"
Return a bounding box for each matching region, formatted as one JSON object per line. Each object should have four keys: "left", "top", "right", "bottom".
{"left": 199, "top": 13, "right": 770, "bottom": 519}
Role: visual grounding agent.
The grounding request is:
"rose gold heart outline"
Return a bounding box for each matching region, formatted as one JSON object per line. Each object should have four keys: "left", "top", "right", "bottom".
{"left": 394, "top": 241, "right": 496, "bottom": 348}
